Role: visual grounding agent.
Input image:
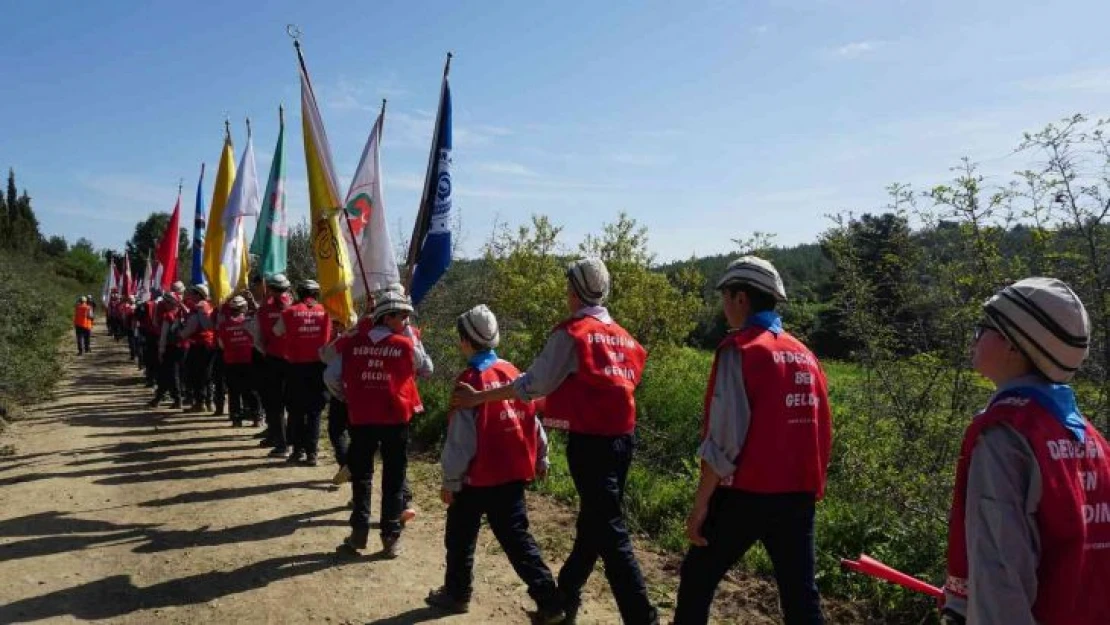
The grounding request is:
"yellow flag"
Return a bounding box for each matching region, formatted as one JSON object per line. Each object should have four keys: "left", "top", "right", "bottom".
{"left": 201, "top": 133, "right": 236, "bottom": 302}
{"left": 297, "top": 46, "right": 355, "bottom": 325}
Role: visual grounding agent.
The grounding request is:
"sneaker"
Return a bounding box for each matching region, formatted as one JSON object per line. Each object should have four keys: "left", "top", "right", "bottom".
{"left": 147, "top": 396, "right": 162, "bottom": 408}
{"left": 424, "top": 587, "right": 469, "bottom": 614}
{"left": 268, "top": 446, "right": 289, "bottom": 458}
{"left": 381, "top": 534, "right": 403, "bottom": 559}
{"left": 331, "top": 465, "right": 351, "bottom": 485}
{"left": 304, "top": 454, "right": 319, "bottom": 467}
{"left": 400, "top": 508, "right": 417, "bottom": 526}
{"left": 345, "top": 528, "right": 369, "bottom": 550}
{"left": 286, "top": 450, "right": 305, "bottom": 464}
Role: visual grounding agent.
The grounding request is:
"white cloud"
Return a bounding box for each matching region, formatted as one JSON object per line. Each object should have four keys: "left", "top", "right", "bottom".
{"left": 831, "top": 40, "right": 885, "bottom": 59}
{"left": 475, "top": 161, "right": 537, "bottom": 177}
{"left": 1018, "top": 68, "right": 1110, "bottom": 95}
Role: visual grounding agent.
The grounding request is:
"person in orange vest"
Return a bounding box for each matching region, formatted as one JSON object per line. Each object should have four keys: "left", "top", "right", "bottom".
{"left": 425, "top": 305, "right": 563, "bottom": 623}
{"left": 673, "top": 257, "right": 832, "bottom": 625}
{"left": 250, "top": 273, "right": 293, "bottom": 455}
{"left": 180, "top": 284, "right": 217, "bottom": 413}
{"left": 273, "top": 280, "right": 332, "bottom": 466}
{"left": 329, "top": 289, "right": 433, "bottom": 559}
{"left": 73, "top": 296, "right": 94, "bottom": 355}
{"left": 217, "top": 295, "right": 261, "bottom": 428}
{"left": 451, "top": 258, "right": 658, "bottom": 625}
{"left": 940, "top": 278, "right": 1110, "bottom": 625}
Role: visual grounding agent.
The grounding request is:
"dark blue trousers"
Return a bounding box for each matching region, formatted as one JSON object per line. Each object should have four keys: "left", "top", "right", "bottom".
{"left": 327, "top": 397, "right": 350, "bottom": 467}
{"left": 558, "top": 432, "right": 657, "bottom": 624}
{"left": 284, "top": 362, "right": 326, "bottom": 456}
{"left": 444, "top": 480, "right": 560, "bottom": 610}
{"left": 349, "top": 423, "right": 409, "bottom": 540}
{"left": 674, "top": 490, "right": 824, "bottom": 625}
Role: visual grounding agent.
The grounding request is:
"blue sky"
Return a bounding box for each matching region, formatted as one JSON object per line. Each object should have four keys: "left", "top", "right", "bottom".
{"left": 3, "top": 0, "right": 1110, "bottom": 261}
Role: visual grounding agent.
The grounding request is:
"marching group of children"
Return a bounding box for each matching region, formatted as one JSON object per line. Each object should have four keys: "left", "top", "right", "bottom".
{"left": 76, "top": 256, "right": 1108, "bottom": 625}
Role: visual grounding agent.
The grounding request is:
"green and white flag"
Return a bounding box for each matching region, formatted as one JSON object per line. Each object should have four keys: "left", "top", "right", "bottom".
{"left": 250, "top": 107, "right": 288, "bottom": 279}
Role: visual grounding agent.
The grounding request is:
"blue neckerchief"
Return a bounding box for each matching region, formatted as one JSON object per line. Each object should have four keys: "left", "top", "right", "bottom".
{"left": 468, "top": 349, "right": 498, "bottom": 373}
{"left": 745, "top": 311, "right": 783, "bottom": 336}
{"left": 992, "top": 374, "right": 1086, "bottom": 442}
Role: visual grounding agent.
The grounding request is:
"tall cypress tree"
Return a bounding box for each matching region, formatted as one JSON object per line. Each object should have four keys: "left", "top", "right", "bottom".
{"left": 6, "top": 169, "right": 16, "bottom": 222}
{"left": 0, "top": 179, "right": 7, "bottom": 246}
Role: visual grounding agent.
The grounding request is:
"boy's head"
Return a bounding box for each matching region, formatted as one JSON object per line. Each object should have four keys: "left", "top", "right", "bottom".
{"left": 456, "top": 304, "right": 500, "bottom": 357}
{"left": 228, "top": 295, "right": 247, "bottom": 314}
{"left": 296, "top": 279, "right": 321, "bottom": 302}
{"left": 714, "top": 256, "right": 786, "bottom": 328}
{"left": 975, "top": 277, "right": 1089, "bottom": 385}
{"left": 188, "top": 284, "right": 209, "bottom": 302}
{"left": 565, "top": 258, "right": 610, "bottom": 313}
{"left": 266, "top": 273, "right": 291, "bottom": 296}
{"left": 372, "top": 290, "right": 414, "bottom": 333}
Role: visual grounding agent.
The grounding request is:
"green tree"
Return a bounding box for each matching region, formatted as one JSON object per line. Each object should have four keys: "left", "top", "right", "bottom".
{"left": 125, "top": 212, "right": 190, "bottom": 284}
{"left": 42, "top": 235, "right": 68, "bottom": 257}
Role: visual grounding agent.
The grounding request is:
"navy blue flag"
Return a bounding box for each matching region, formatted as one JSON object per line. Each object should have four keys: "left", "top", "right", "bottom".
{"left": 191, "top": 163, "right": 207, "bottom": 285}
{"left": 407, "top": 68, "right": 452, "bottom": 307}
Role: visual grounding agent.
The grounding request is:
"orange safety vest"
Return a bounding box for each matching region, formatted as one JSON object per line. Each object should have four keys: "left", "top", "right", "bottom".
{"left": 73, "top": 303, "right": 93, "bottom": 330}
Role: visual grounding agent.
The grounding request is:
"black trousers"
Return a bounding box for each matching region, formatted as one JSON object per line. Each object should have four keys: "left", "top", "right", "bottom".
{"left": 225, "top": 362, "right": 260, "bottom": 421}
{"left": 558, "top": 432, "right": 657, "bottom": 624}
{"left": 184, "top": 344, "right": 214, "bottom": 404}
{"left": 444, "top": 481, "right": 560, "bottom": 610}
{"left": 74, "top": 327, "right": 91, "bottom": 354}
{"left": 142, "top": 333, "right": 159, "bottom": 384}
{"left": 284, "top": 362, "right": 326, "bottom": 455}
{"left": 259, "top": 354, "right": 287, "bottom": 447}
{"left": 349, "top": 423, "right": 409, "bottom": 540}
{"left": 156, "top": 345, "right": 184, "bottom": 401}
{"left": 211, "top": 350, "right": 226, "bottom": 410}
{"left": 674, "top": 490, "right": 823, "bottom": 625}
{"left": 327, "top": 397, "right": 350, "bottom": 467}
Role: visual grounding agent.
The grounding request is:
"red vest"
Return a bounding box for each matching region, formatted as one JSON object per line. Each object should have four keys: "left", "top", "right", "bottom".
{"left": 188, "top": 301, "right": 216, "bottom": 348}
{"left": 705, "top": 328, "right": 832, "bottom": 498}
{"left": 157, "top": 300, "right": 187, "bottom": 348}
{"left": 258, "top": 293, "right": 292, "bottom": 358}
{"left": 544, "top": 315, "right": 646, "bottom": 436}
{"left": 340, "top": 328, "right": 422, "bottom": 425}
{"left": 946, "top": 394, "right": 1110, "bottom": 624}
{"left": 456, "top": 360, "right": 540, "bottom": 487}
{"left": 138, "top": 300, "right": 158, "bottom": 335}
{"left": 218, "top": 315, "right": 255, "bottom": 365}
{"left": 281, "top": 299, "right": 331, "bottom": 363}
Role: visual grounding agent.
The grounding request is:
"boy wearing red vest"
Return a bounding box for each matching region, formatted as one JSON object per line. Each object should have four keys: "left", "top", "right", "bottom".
{"left": 217, "top": 296, "right": 261, "bottom": 428}
{"left": 180, "top": 284, "right": 217, "bottom": 413}
{"left": 941, "top": 278, "right": 1110, "bottom": 625}
{"left": 250, "top": 274, "right": 293, "bottom": 455}
{"left": 137, "top": 288, "right": 162, "bottom": 387}
{"left": 151, "top": 284, "right": 188, "bottom": 409}
{"left": 452, "top": 258, "right": 658, "bottom": 625}
{"left": 73, "top": 296, "right": 93, "bottom": 355}
{"left": 331, "top": 290, "right": 433, "bottom": 558}
{"left": 425, "top": 305, "right": 564, "bottom": 622}
{"left": 674, "top": 256, "right": 832, "bottom": 625}
{"left": 273, "top": 280, "right": 332, "bottom": 466}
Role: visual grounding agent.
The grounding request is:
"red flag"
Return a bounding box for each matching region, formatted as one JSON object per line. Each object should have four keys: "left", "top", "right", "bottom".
{"left": 121, "top": 253, "right": 134, "bottom": 296}
{"left": 155, "top": 195, "right": 182, "bottom": 290}
{"left": 111, "top": 261, "right": 121, "bottom": 293}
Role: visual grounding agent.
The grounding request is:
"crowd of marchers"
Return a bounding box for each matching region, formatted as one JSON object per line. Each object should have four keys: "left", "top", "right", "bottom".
{"left": 76, "top": 256, "right": 1110, "bottom": 625}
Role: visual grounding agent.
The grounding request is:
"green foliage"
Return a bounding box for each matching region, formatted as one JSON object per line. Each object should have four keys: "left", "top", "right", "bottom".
{"left": 125, "top": 212, "right": 191, "bottom": 284}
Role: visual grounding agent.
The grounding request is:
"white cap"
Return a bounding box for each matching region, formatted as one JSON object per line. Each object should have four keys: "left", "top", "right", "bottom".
{"left": 714, "top": 256, "right": 787, "bottom": 301}
{"left": 266, "top": 273, "right": 291, "bottom": 290}
{"left": 372, "top": 290, "right": 414, "bottom": 321}
{"left": 984, "top": 277, "right": 1090, "bottom": 383}
{"left": 299, "top": 279, "right": 321, "bottom": 292}
{"left": 228, "top": 295, "right": 247, "bottom": 310}
{"left": 566, "top": 258, "right": 611, "bottom": 305}
{"left": 458, "top": 304, "right": 500, "bottom": 349}
{"left": 171, "top": 280, "right": 186, "bottom": 294}
{"left": 190, "top": 284, "right": 209, "bottom": 300}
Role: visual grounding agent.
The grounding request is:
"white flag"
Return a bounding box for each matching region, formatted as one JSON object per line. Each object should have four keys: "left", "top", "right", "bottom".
{"left": 343, "top": 110, "right": 399, "bottom": 299}
{"left": 219, "top": 132, "right": 261, "bottom": 299}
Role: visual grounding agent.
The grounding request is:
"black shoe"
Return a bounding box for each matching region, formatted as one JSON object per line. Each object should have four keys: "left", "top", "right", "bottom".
{"left": 345, "top": 528, "right": 369, "bottom": 550}
{"left": 254, "top": 428, "right": 270, "bottom": 439}
{"left": 232, "top": 420, "right": 243, "bottom": 428}
{"left": 529, "top": 605, "right": 567, "bottom": 625}
{"left": 425, "top": 587, "right": 470, "bottom": 614}
{"left": 147, "top": 396, "right": 162, "bottom": 408}
{"left": 304, "top": 454, "right": 319, "bottom": 467}
{"left": 169, "top": 399, "right": 183, "bottom": 409}
{"left": 252, "top": 418, "right": 262, "bottom": 428}
{"left": 268, "top": 446, "right": 289, "bottom": 458}
{"left": 285, "top": 450, "right": 305, "bottom": 464}
{"left": 212, "top": 404, "right": 224, "bottom": 416}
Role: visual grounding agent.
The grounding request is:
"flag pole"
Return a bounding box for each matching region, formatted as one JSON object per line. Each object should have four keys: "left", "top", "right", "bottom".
{"left": 404, "top": 51, "right": 452, "bottom": 292}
